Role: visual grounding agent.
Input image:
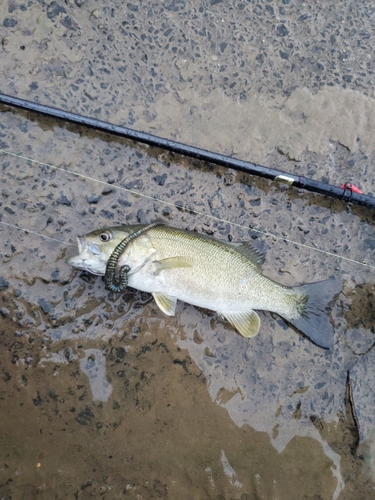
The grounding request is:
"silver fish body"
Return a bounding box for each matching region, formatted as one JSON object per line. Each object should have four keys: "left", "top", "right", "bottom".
{"left": 67, "top": 224, "right": 341, "bottom": 348}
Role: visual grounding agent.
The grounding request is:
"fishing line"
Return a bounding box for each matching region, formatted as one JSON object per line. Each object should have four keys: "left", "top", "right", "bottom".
{"left": 1, "top": 92, "right": 375, "bottom": 209}
{"left": 0, "top": 220, "right": 75, "bottom": 246}
{"left": 0, "top": 148, "right": 374, "bottom": 270}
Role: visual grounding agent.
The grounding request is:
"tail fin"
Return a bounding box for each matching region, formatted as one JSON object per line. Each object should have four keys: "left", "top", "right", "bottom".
{"left": 288, "top": 279, "right": 342, "bottom": 349}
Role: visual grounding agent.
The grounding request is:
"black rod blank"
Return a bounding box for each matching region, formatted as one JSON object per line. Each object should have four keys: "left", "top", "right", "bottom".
{"left": 0, "top": 92, "right": 374, "bottom": 209}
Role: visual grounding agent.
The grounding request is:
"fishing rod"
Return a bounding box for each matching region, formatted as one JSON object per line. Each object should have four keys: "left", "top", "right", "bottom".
{"left": 1, "top": 92, "right": 374, "bottom": 209}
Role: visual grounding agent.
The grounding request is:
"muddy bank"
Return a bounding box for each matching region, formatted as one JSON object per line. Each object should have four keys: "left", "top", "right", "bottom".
{"left": 1, "top": 287, "right": 374, "bottom": 500}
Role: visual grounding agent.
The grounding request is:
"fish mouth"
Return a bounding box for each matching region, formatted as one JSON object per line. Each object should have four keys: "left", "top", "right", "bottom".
{"left": 66, "top": 255, "right": 106, "bottom": 275}
{"left": 66, "top": 236, "right": 106, "bottom": 275}
{"left": 66, "top": 236, "right": 85, "bottom": 267}
{"left": 76, "top": 236, "right": 84, "bottom": 254}
{"left": 66, "top": 254, "right": 84, "bottom": 268}
{"left": 75, "top": 236, "right": 102, "bottom": 256}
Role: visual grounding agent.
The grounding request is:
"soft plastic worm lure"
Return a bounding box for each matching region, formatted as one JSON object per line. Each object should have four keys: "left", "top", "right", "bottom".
{"left": 104, "top": 222, "right": 162, "bottom": 293}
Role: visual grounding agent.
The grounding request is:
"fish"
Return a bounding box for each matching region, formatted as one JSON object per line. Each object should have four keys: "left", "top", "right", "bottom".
{"left": 66, "top": 223, "right": 342, "bottom": 348}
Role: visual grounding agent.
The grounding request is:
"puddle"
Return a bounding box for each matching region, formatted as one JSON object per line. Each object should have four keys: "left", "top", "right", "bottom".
{"left": 1, "top": 0, "right": 375, "bottom": 498}
{"left": 1, "top": 104, "right": 375, "bottom": 499}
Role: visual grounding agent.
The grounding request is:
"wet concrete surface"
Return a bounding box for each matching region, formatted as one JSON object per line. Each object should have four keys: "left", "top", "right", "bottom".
{"left": 1, "top": 0, "right": 375, "bottom": 499}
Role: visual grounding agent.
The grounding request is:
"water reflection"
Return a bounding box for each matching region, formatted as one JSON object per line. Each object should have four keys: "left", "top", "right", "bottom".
{"left": 79, "top": 348, "right": 113, "bottom": 402}
{"left": 220, "top": 450, "right": 243, "bottom": 489}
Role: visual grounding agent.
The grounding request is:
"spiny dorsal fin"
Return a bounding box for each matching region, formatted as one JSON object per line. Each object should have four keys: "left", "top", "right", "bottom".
{"left": 222, "top": 310, "right": 261, "bottom": 338}
{"left": 153, "top": 292, "right": 178, "bottom": 316}
{"left": 229, "top": 242, "right": 266, "bottom": 269}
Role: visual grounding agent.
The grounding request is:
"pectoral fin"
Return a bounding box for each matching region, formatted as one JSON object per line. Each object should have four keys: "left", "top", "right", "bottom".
{"left": 222, "top": 310, "right": 261, "bottom": 338}
{"left": 153, "top": 292, "right": 178, "bottom": 316}
{"left": 154, "top": 256, "right": 193, "bottom": 275}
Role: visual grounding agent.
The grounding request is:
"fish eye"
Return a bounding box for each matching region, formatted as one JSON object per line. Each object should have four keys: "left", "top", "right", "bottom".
{"left": 99, "top": 231, "right": 112, "bottom": 242}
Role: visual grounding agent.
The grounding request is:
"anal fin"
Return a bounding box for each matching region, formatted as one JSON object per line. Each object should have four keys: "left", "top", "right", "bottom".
{"left": 153, "top": 292, "right": 178, "bottom": 316}
{"left": 222, "top": 310, "right": 261, "bottom": 338}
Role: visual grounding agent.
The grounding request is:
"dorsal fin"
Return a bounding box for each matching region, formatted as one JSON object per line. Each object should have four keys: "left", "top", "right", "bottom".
{"left": 228, "top": 242, "right": 266, "bottom": 269}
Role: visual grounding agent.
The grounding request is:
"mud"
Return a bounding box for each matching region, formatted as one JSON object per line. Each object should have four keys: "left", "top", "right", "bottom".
{"left": 1, "top": 286, "right": 374, "bottom": 500}
{"left": 1, "top": 0, "right": 375, "bottom": 499}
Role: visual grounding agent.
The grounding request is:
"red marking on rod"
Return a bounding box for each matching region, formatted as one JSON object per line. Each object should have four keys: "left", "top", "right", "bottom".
{"left": 340, "top": 183, "right": 362, "bottom": 194}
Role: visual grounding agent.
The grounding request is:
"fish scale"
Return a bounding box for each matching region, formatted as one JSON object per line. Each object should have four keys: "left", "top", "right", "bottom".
{"left": 135, "top": 225, "right": 292, "bottom": 310}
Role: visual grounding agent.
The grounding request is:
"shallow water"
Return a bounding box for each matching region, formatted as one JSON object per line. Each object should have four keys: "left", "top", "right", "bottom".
{"left": 1, "top": 1, "right": 375, "bottom": 498}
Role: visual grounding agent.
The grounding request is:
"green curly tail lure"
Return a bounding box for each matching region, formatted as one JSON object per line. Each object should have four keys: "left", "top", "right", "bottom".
{"left": 104, "top": 222, "right": 162, "bottom": 292}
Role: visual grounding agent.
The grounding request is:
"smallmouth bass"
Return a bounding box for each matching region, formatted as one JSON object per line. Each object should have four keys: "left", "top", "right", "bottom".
{"left": 67, "top": 223, "right": 342, "bottom": 348}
